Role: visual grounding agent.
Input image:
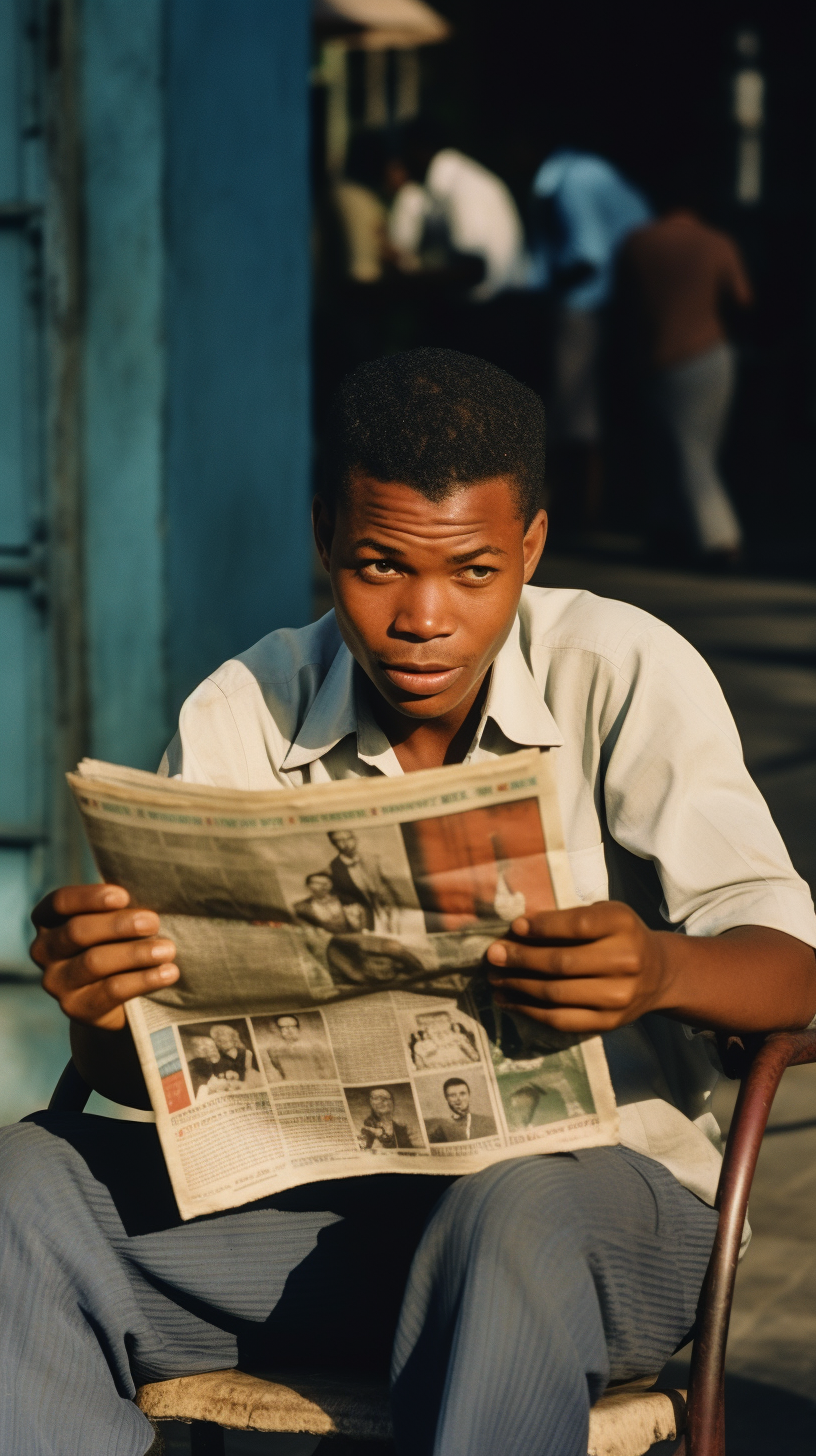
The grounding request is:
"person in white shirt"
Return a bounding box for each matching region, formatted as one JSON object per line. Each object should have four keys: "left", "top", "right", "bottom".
{"left": 13, "top": 349, "right": 816, "bottom": 1456}
{"left": 389, "top": 144, "right": 527, "bottom": 302}
{"left": 386, "top": 120, "right": 530, "bottom": 371}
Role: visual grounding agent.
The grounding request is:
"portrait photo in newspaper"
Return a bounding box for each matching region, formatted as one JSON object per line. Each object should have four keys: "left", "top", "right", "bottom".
{"left": 344, "top": 1082, "right": 425, "bottom": 1153}
{"left": 403, "top": 1005, "right": 481, "bottom": 1071}
{"left": 178, "top": 1017, "right": 263, "bottom": 1100}
{"left": 277, "top": 825, "right": 425, "bottom": 939}
{"left": 250, "top": 1010, "right": 337, "bottom": 1083}
{"left": 415, "top": 1069, "right": 499, "bottom": 1146}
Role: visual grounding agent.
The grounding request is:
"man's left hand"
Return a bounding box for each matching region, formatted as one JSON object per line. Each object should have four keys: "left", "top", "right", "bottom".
{"left": 486, "top": 902, "right": 666, "bottom": 1034}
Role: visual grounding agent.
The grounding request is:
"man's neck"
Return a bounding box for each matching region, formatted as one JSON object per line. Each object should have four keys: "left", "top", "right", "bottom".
{"left": 366, "top": 671, "right": 490, "bottom": 773}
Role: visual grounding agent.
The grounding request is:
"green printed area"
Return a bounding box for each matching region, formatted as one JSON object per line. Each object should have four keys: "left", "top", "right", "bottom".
{"left": 381, "top": 798, "right": 438, "bottom": 815}
{"left": 296, "top": 809, "right": 368, "bottom": 824}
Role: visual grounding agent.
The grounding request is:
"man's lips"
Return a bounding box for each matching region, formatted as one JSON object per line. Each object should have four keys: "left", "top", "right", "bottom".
{"left": 378, "top": 661, "right": 465, "bottom": 695}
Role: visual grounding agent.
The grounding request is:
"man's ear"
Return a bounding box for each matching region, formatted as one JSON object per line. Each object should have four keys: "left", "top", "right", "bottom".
{"left": 312, "top": 496, "right": 334, "bottom": 573}
{"left": 522, "top": 509, "right": 548, "bottom": 583}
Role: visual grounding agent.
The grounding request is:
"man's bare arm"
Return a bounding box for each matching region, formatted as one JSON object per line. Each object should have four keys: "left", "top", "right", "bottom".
{"left": 31, "top": 884, "right": 179, "bottom": 1106}
{"left": 486, "top": 903, "right": 816, "bottom": 1035}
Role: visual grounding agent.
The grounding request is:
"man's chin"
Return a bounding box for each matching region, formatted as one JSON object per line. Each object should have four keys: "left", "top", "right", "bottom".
{"left": 380, "top": 689, "right": 471, "bottom": 721}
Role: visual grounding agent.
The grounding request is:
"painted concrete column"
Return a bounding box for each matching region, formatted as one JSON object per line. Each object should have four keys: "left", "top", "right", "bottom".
{"left": 165, "top": 1, "right": 312, "bottom": 716}
{"left": 81, "top": 0, "right": 312, "bottom": 768}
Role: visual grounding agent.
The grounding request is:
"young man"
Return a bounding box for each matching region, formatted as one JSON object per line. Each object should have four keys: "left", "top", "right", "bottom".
{"left": 4, "top": 349, "right": 816, "bottom": 1456}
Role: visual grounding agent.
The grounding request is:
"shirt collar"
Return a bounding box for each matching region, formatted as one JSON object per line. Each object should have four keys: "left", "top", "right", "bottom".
{"left": 480, "top": 614, "right": 563, "bottom": 750}
{"left": 280, "top": 611, "right": 562, "bottom": 775}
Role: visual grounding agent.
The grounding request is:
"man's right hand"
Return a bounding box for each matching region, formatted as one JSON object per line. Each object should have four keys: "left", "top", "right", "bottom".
{"left": 31, "top": 884, "right": 179, "bottom": 1029}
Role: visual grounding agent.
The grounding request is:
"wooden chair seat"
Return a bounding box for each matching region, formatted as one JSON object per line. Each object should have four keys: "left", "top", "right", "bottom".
{"left": 136, "top": 1368, "right": 686, "bottom": 1456}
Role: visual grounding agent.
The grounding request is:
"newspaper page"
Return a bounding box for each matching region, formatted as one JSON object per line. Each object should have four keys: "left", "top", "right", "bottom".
{"left": 68, "top": 748, "right": 618, "bottom": 1220}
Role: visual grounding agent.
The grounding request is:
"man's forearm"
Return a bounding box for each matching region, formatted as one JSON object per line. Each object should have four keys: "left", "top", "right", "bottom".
{"left": 654, "top": 925, "right": 816, "bottom": 1033}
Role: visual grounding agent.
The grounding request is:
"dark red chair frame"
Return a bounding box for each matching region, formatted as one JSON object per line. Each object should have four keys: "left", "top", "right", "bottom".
{"left": 49, "top": 1026, "right": 816, "bottom": 1456}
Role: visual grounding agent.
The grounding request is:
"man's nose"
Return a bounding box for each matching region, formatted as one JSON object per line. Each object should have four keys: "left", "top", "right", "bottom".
{"left": 390, "top": 580, "right": 456, "bottom": 639}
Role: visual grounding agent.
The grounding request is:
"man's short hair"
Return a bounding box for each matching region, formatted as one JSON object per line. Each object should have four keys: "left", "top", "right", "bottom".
{"left": 322, "top": 349, "right": 545, "bottom": 527}
{"left": 275, "top": 1014, "right": 299, "bottom": 1028}
{"left": 443, "top": 1077, "right": 470, "bottom": 1096}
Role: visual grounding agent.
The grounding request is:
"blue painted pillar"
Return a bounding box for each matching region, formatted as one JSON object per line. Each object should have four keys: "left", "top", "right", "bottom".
{"left": 81, "top": 0, "right": 167, "bottom": 771}
{"left": 81, "top": 0, "right": 312, "bottom": 768}
{"left": 165, "top": 1, "right": 312, "bottom": 717}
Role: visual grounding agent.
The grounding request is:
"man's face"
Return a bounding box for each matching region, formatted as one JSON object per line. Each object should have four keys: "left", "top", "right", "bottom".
{"left": 276, "top": 1017, "right": 300, "bottom": 1043}
{"left": 330, "top": 830, "right": 357, "bottom": 857}
{"left": 191, "top": 1035, "right": 219, "bottom": 1063}
{"left": 314, "top": 476, "right": 546, "bottom": 725}
{"left": 445, "top": 1082, "right": 470, "bottom": 1115}
{"left": 307, "top": 873, "right": 334, "bottom": 900}
{"left": 369, "top": 1088, "right": 394, "bottom": 1118}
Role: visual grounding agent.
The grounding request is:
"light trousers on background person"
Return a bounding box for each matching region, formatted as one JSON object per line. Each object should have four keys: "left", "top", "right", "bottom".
{"left": 649, "top": 342, "right": 742, "bottom": 554}
{"left": 0, "top": 1114, "right": 718, "bottom": 1456}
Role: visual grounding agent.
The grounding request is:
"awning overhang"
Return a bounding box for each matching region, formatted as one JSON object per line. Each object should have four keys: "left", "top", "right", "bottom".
{"left": 314, "top": 0, "right": 451, "bottom": 51}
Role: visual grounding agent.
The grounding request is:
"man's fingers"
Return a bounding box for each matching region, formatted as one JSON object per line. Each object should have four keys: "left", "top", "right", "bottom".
{"left": 486, "top": 934, "right": 640, "bottom": 979}
{"left": 510, "top": 902, "right": 635, "bottom": 943}
{"left": 38, "top": 908, "right": 162, "bottom": 963}
{"left": 502, "top": 1003, "right": 625, "bottom": 1033}
{"left": 42, "top": 937, "right": 177, "bottom": 997}
{"left": 46, "top": 965, "right": 180, "bottom": 1027}
{"left": 491, "top": 974, "right": 637, "bottom": 1013}
{"left": 31, "top": 883, "right": 130, "bottom": 930}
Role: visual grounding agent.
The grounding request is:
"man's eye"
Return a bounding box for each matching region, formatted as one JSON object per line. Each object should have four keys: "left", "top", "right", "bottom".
{"left": 362, "top": 560, "right": 399, "bottom": 577}
{"left": 461, "top": 565, "right": 495, "bottom": 581}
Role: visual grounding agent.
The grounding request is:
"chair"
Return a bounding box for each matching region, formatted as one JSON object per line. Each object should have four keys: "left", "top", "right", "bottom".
{"left": 49, "top": 1027, "right": 816, "bottom": 1456}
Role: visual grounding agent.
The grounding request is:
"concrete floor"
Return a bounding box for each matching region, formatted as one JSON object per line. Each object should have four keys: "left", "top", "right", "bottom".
{"left": 5, "top": 553, "right": 816, "bottom": 1453}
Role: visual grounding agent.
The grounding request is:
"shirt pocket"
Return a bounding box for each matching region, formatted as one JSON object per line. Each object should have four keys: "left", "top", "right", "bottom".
{"left": 566, "top": 843, "right": 609, "bottom": 904}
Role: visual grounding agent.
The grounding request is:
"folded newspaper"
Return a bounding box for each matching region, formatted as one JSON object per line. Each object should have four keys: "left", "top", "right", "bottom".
{"left": 68, "top": 748, "right": 618, "bottom": 1219}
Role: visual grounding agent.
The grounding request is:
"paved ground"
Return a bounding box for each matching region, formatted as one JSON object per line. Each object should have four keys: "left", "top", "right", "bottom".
{"left": 4, "top": 554, "right": 816, "bottom": 1453}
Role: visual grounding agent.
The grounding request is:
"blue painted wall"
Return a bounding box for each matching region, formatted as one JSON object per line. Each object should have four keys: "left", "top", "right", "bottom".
{"left": 165, "top": 0, "right": 312, "bottom": 716}
{"left": 81, "top": 0, "right": 167, "bottom": 770}
{"left": 81, "top": 0, "right": 312, "bottom": 766}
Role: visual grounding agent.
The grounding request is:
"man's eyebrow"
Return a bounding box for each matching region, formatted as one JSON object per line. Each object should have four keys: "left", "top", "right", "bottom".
{"left": 351, "top": 539, "right": 507, "bottom": 563}
{"left": 447, "top": 545, "right": 508, "bottom": 563}
{"left": 353, "top": 537, "right": 406, "bottom": 557}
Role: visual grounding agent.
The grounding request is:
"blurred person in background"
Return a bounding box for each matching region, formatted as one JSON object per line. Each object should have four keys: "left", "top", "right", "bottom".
{"left": 619, "top": 199, "right": 752, "bottom": 567}
{"left": 327, "top": 129, "right": 392, "bottom": 370}
{"left": 530, "top": 149, "right": 652, "bottom": 529}
{"left": 385, "top": 119, "right": 529, "bottom": 366}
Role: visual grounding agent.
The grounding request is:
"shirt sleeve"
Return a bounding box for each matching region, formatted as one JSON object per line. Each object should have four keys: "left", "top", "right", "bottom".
{"left": 601, "top": 622, "right": 816, "bottom": 947}
{"left": 157, "top": 677, "right": 254, "bottom": 787}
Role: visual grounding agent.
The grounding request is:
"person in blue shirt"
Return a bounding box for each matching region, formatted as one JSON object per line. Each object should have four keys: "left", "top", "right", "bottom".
{"left": 530, "top": 150, "right": 651, "bottom": 529}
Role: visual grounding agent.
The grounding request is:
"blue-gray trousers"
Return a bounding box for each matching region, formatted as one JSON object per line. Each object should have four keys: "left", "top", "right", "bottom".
{"left": 0, "top": 1113, "right": 719, "bottom": 1456}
